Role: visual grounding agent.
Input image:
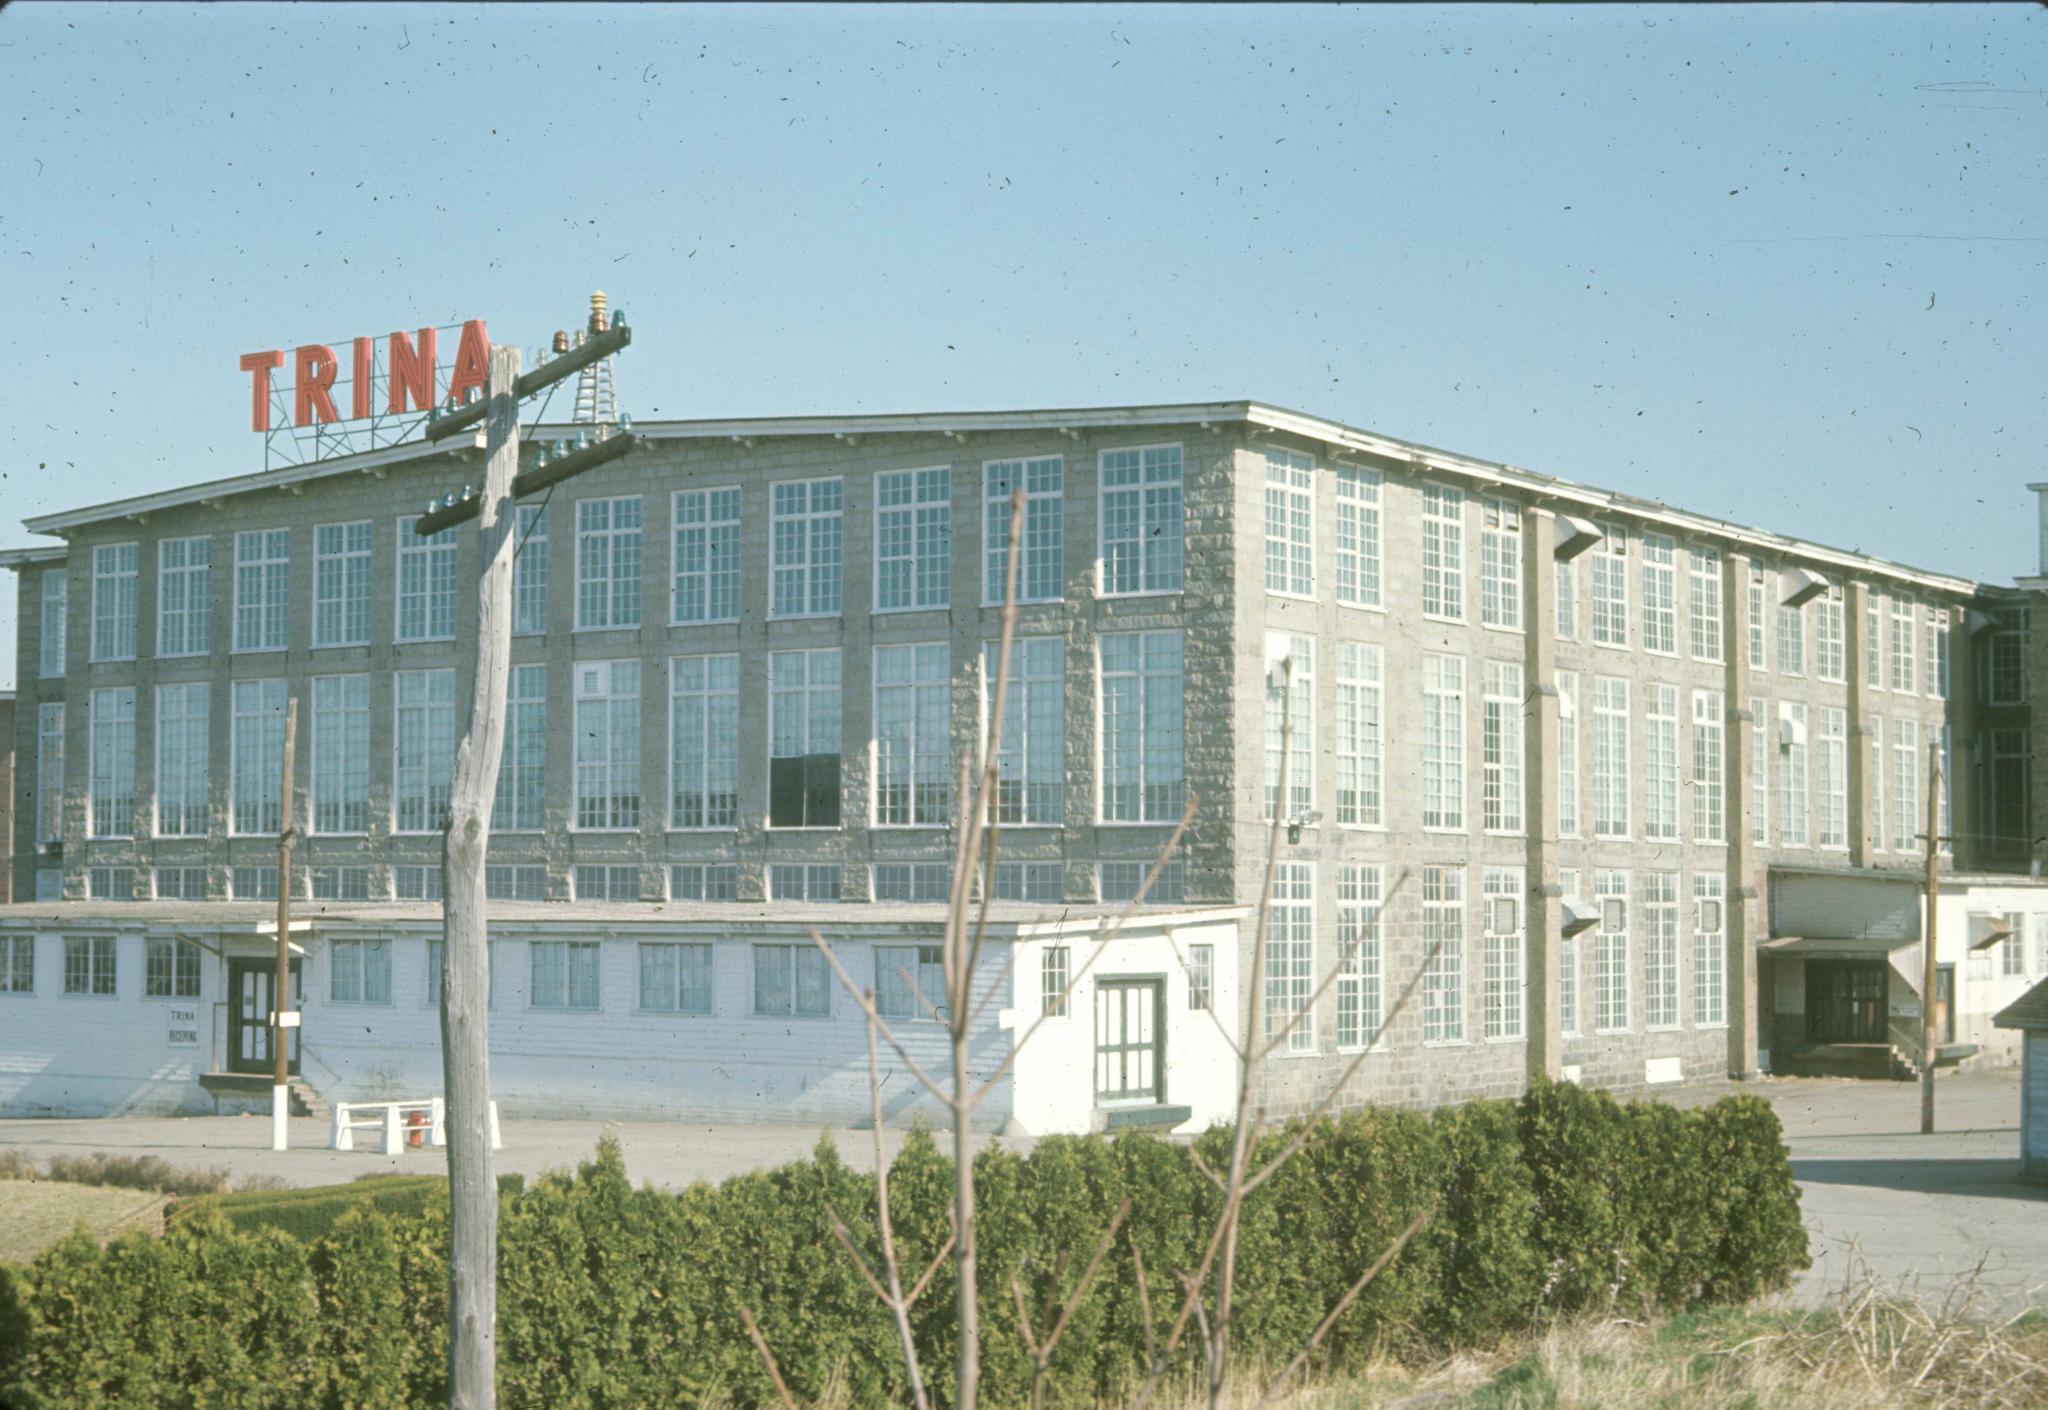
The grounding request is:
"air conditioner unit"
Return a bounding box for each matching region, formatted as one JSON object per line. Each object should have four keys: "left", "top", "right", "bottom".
{"left": 1780, "top": 566, "right": 1829, "bottom": 608}
{"left": 1553, "top": 513, "right": 1603, "bottom": 562}
{"left": 1602, "top": 897, "right": 1628, "bottom": 932}
{"left": 1489, "top": 897, "right": 1520, "bottom": 934}
{"left": 1559, "top": 895, "right": 1598, "bottom": 935}
{"left": 1557, "top": 686, "right": 1576, "bottom": 720}
{"left": 1696, "top": 899, "right": 1723, "bottom": 933}
{"left": 1778, "top": 705, "right": 1807, "bottom": 749}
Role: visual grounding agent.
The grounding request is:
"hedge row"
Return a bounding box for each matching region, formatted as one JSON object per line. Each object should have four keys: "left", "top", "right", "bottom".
{"left": 0, "top": 1081, "right": 1807, "bottom": 1409}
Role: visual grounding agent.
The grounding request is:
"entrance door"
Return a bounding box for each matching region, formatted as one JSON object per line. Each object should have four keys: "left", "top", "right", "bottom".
{"left": 227, "top": 958, "right": 302, "bottom": 1075}
{"left": 1932, "top": 965, "right": 1956, "bottom": 1045}
{"left": 1805, "top": 961, "right": 1887, "bottom": 1043}
{"left": 1094, "top": 979, "right": 1163, "bottom": 1106}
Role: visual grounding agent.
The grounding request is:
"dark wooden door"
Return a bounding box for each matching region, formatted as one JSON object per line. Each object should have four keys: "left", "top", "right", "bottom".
{"left": 227, "top": 958, "right": 302, "bottom": 1075}
{"left": 1806, "top": 961, "right": 1887, "bottom": 1044}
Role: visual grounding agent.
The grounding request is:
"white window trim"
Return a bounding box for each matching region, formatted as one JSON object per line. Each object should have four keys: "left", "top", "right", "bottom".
{"left": 669, "top": 485, "right": 743, "bottom": 627}
{"left": 768, "top": 476, "right": 845, "bottom": 621}
{"left": 1094, "top": 442, "right": 1185, "bottom": 599}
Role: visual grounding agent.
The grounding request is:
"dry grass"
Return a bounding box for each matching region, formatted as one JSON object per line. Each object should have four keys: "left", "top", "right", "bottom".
{"left": 0, "top": 1181, "right": 169, "bottom": 1264}
{"left": 0, "top": 1150, "right": 287, "bottom": 1197}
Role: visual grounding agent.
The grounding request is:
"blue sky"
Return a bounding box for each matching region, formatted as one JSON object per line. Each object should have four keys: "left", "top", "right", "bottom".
{"left": 1, "top": 3, "right": 2042, "bottom": 686}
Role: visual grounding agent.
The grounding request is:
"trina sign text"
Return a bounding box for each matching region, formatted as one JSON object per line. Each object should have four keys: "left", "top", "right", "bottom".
{"left": 239, "top": 319, "right": 489, "bottom": 432}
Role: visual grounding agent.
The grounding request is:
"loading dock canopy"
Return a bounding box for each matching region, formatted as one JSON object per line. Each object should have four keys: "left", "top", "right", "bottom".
{"left": 1762, "top": 935, "right": 1918, "bottom": 956}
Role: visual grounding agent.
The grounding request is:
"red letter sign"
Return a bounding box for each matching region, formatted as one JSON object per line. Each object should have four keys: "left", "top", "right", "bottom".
{"left": 294, "top": 344, "right": 342, "bottom": 426}
{"left": 445, "top": 319, "right": 490, "bottom": 407}
{"left": 352, "top": 337, "right": 375, "bottom": 420}
{"left": 239, "top": 349, "right": 285, "bottom": 433}
{"left": 387, "top": 327, "right": 438, "bottom": 414}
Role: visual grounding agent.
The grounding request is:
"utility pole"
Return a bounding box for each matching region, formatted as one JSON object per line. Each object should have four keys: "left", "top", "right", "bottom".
{"left": 271, "top": 698, "right": 297, "bottom": 1153}
{"left": 1921, "top": 741, "right": 1943, "bottom": 1136}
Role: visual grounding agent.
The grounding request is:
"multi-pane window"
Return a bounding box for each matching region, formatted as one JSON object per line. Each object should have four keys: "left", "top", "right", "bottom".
{"left": 39, "top": 569, "right": 67, "bottom": 678}
{"left": 1688, "top": 547, "right": 1722, "bottom": 661}
{"left": 1642, "top": 872, "right": 1679, "bottom": 1030}
{"left": 1778, "top": 704, "right": 1810, "bottom": 846}
{"left": 394, "top": 669, "right": 456, "bottom": 834}
{"left": 1641, "top": 533, "right": 1676, "bottom": 654}
{"left": 1187, "top": 943, "right": 1214, "bottom": 1012}
{"left": 1336, "top": 643, "right": 1382, "bottom": 828}
{"left": 425, "top": 939, "right": 499, "bottom": 1008}
{"left": 1983, "top": 608, "right": 2025, "bottom": 704}
{"left": 670, "top": 654, "right": 741, "bottom": 829}
{"left": 768, "top": 648, "right": 841, "bottom": 828}
{"left": 1420, "top": 484, "right": 1464, "bottom": 620}
{"left": 639, "top": 942, "right": 713, "bottom": 1014}
{"left": 1818, "top": 707, "right": 1848, "bottom": 849}
{"left": 875, "top": 468, "right": 952, "bottom": 612}
{"left": 234, "top": 530, "right": 291, "bottom": 652}
{"left": 232, "top": 866, "right": 279, "bottom": 900}
{"left": 487, "top": 865, "right": 548, "bottom": 901}
{"left": 1644, "top": 684, "right": 1679, "bottom": 842}
{"left": 1334, "top": 464, "right": 1381, "bottom": 608}
{"left": 1556, "top": 673, "right": 1580, "bottom": 838}
{"left": 155, "top": 867, "right": 208, "bottom": 901}
{"left": 1099, "top": 860, "right": 1186, "bottom": 905}
{"left": 158, "top": 536, "right": 212, "bottom": 657}
{"left": 1481, "top": 660, "right": 1525, "bottom": 834}
{"left": 1928, "top": 611, "right": 1950, "bottom": 700}
{"left": 1748, "top": 560, "right": 1768, "bottom": 669}
{"left": 1421, "top": 865, "right": 1466, "bottom": 1044}
{"left": 754, "top": 943, "right": 830, "bottom": 1016}
{"left": 667, "top": 864, "right": 738, "bottom": 902}
{"left": 874, "top": 643, "right": 951, "bottom": 827}
{"left": 873, "top": 863, "right": 950, "bottom": 903}
{"left": 91, "top": 542, "right": 138, "bottom": 661}
{"left": 1590, "top": 526, "right": 1628, "bottom": 646}
{"left": 1554, "top": 555, "right": 1578, "bottom": 639}
{"left": 1481, "top": 868, "right": 1524, "bottom": 1042}
{"left": 770, "top": 477, "right": 845, "bottom": 617}
{"left": 1868, "top": 718, "right": 1885, "bottom": 854}
{"left": 64, "top": 937, "right": 118, "bottom": 996}
{"left": 1266, "top": 862, "right": 1315, "bottom": 1053}
{"left": 531, "top": 940, "right": 601, "bottom": 1011}
{"left": 1593, "top": 869, "right": 1629, "bottom": 1032}
{"left": 984, "top": 456, "right": 1064, "bottom": 604}
{"left": 1890, "top": 596, "right": 1916, "bottom": 694}
{"left": 573, "top": 661, "right": 641, "bottom": 831}
{"left": 994, "top": 861, "right": 1063, "bottom": 903}
{"left": 671, "top": 487, "right": 742, "bottom": 624}
{"left": 154, "top": 683, "right": 209, "bottom": 838}
{"left": 0, "top": 935, "right": 29, "bottom": 994}
{"left": 1940, "top": 725, "right": 1954, "bottom": 851}
{"left": 1750, "top": 696, "right": 1769, "bottom": 846}
{"left": 1892, "top": 718, "right": 1919, "bottom": 852}
{"left": 313, "top": 522, "right": 373, "bottom": 648}
{"left": 1558, "top": 869, "right": 1581, "bottom": 1037}
{"left": 1592, "top": 676, "right": 1630, "bottom": 839}
{"left": 145, "top": 937, "right": 202, "bottom": 998}
{"left": 89, "top": 867, "right": 134, "bottom": 902}
{"left": 36, "top": 703, "right": 64, "bottom": 845}
{"left": 1099, "top": 630, "right": 1184, "bottom": 823}
{"left": 1263, "top": 635, "right": 1314, "bottom": 822}
{"left": 1422, "top": 654, "right": 1466, "bottom": 831}
{"left": 1693, "top": 875, "right": 1726, "bottom": 1027}
{"left": 1335, "top": 865, "right": 1382, "bottom": 1050}
{"left": 2003, "top": 918, "right": 2026, "bottom": 977}
{"left": 492, "top": 664, "right": 546, "bottom": 832}
{"left": 311, "top": 866, "right": 370, "bottom": 901}
{"left": 1691, "top": 691, "right": 1725, "bottom": 845}
{"left": 88, "top": 688, "right": 135, "bottom": 839}
{"left": 985, "top": 637, "right": 1064, "bottom": 826}
{"left": 511, "top": 504, "right": 549, "bottom": 636}
{"left": 770, "top": 864, "right": 841, "bottom": 902}
{"left": 1263, "top": 448, "right": 1314, "bottom": 596}
{"left": 1479, "top": 497, "right": 1522, "bottom": 630}
{"left": 1041, "top": 945, "right": 1070, "bottom": 1017}
{"left": 574, "top": 864, "right": 641, "bottom": 902}
{"left": 1865, "top": 592, "right": 1884, "bottom": 688}
{"left": 876, "top": 943, "right": 947, "bottom": 1021}
{"left": 576, "top": 496, "right": 644, "bottom": 630}
{"left": 1815, "top": 588, "right": 1846, "bottom": 682}
{"left": 394, "top": 866, "right": 444, "bottom": 901}
{"left": 1777, "top": 597, "right": 1805, "bottom": 677}
{"left": 1099, "top": 445, "right": 1183, "bottom": 595}
{"left": 310, "top": 675, "right": 370, "bottom": 834}
{"left": 330, "top": 939, "right": 392, "bottom": 1003}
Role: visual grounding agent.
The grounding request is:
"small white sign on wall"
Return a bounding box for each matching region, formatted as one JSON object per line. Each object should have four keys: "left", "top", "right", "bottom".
{"left": 167, "top": 1006, "right": 200, "bottom": 1047}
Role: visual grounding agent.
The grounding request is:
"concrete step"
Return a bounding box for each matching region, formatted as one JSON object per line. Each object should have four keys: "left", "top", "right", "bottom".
{"left": 198, "top": 1072, "right": 331, "bottom": 1120}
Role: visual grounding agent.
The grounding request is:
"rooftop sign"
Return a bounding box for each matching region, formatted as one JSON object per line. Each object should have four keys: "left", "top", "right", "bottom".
{"left": 238, "top": 319, "right": 489, "bottom": 468}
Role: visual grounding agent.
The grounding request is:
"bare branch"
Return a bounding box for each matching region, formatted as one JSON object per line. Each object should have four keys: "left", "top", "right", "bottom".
{"left": 1040, "top": 1198, "right": 1132, "bottom": 1359}
{"left": 1130, "top": 1238, "right": 1158, "bottom": 1377}
{"left": 963, "top": 940, "right": 1020, "bottom": 1032}
{"left": 1164, "top": 933, "right": 1244, "bottom": 1061}
{"left": 1009, "top": 1267, "right": 1042, "bottom": 1360}
{"left": 738, "top": 1305, "right": 799, "bottom": 1410}
{"left": 1257, "top": 871, "right": 1414, "bottom": 1063}
{"left": 1188, "top": 1147, "right": 1226, "bottom": 1192}
{"left": 908, "top": 1230, "right": 957, "bottom": 1307}
{"left": 827, "top": 1208, "right": 893, "bottom": 1306}
{"left": 806, "top": 927, "right": 951, "bottom": 1101}
{"left": 1254, "top": 1211, "right": 1431, "bottom": 1409}
{"left": 863, "top": 1009, "right": 932, "bottom": 1410}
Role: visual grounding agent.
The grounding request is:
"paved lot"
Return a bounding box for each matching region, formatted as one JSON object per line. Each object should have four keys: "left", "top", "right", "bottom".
{"left": 3, "top": 1070, "right": 2040, "bottom": 1310}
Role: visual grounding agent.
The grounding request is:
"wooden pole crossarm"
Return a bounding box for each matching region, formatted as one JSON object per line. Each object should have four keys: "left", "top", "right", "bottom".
{"left": 415, "top": 431, "right": 643, "bottom": 537}
{"left": 423, "top": 323, "right": 633, "bottom": 442}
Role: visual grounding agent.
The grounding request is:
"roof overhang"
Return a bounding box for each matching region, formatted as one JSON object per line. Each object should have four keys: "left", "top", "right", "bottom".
{"left": 1762, "top": 934, "right": 1919, "bottom": 956}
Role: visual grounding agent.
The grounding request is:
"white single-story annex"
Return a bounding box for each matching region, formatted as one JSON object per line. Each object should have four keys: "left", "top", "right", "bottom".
{"left": 0, "top": 900, "right": 1244, "bottom": 1135}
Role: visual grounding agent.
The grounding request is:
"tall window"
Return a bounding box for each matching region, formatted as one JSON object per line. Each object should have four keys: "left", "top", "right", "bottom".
{"left": 1478, "top": 868, "right": 1524, "bottom": 1041}
{"left": 1777, "top": 598, "right": 1805, "bottom": 676}
{"left": 1336, "top": 643, "right": 1382, "bottom": 828}
{"left": 39, "top": 569, "right": 67, "bottom": 678}
{"left": 0, "top": 935, "right": 29, "bottom": 993}
{"left": 1334, "top": 464, "right": 1381, "bottom": 608}
{"left": 1421, "top": 865, "right": 1465, "bottom": 1044}
{"left": 1644, "top": 684, "right": 1679, "bottom": 842}
{"left": 1929, "top": 611, "right": 1950, "bottom": 700}
{"left": 754, "top": 943, "right": 829, "bottom": 1016}
{"left": 1892, "top": 718, "right": 1918, "bottom": 852}
{"left": 1040, "top": 946, "right": 1070, "bottom": 1016}
{"left": 36, "top": 703, "right": 64, "bottom": 844}
{"left": 1865, "top": 592, "right": 1884, "bottom": 689}
{"left": 1748, "top": 560, "right": 1767, "bottom": 669}
{"left": 576, "top": 496, "right": 644, "bottom": 630}
{"left": 1593, "top": 869, "right": 1629, "bottom": 1032}
{"left": 493, "top": 664, "right": 546, "bottom": 831}
{"left": 158, "top": 536, "right": 212, "bottom": 657}
{"left": 234, "top": 530, "right": 292, "bottom": 653}
{"left": 1642, "top": 872, "right": 1679, "bottom": 1029}
{"left": 639, "top": 942, "right": 713, "bottom": 1015}
{"left": 573, "top": 660, "right": 641, "bottom": 831}
{"left": 532, "top": 941, "right": 601, "bottom": 1011}
{"left": 309, "top": 675, "right": 370, "bottom": 834}
{"left": 1590, "top": 526, "right": 1628, "bottom": 646}
{"left": 154, "top": 683, "right": 209, "bottom": 838}
{"left": 984, "top": 456, "right": 1064, "bottom": 604}
{"left": 1984, "top": 607, "right": 2026, "bottom": 704}
{"left": 1335, "top": 864, "right": 1382, "bottom": 1049}
{"left": 985, "top": 636, "right": 1063, "bottom": 825}
{"left": 1556, "top": 672, "right": 1580, "bottom": 838}
{"left": 670, "top": 654, "right": 740, "bottom": 829}
{"left": 1263, "top": 635, "right": 1313, "bottom": 821}
{"left": 1188, "top": 943, "right": 1214, "bottom": 1010}
{"left": 1890, "top": 596, "right": 1916, "bottom": 693}
{"left": 1868, "top": 717, "right": 1885, "bottom": 854}
{"left": 231, "top": 679, "right": 287, "bottom": 834}
{"left": 671, "top": 486, "right": 742, "bottom": 624}
{"left": 1691, "top": 690, "right": 1725, "bottom": 845}
{"left": 1641, "top": 533, "right": 1676, "bottom": 654}
{"left": 1693, "top": 875, "right": 1727, "bottom": 1027}
{"left": 876, "top": 945, "right": 948, "bottom": 1021}
{"left": 873, "top": 643, "right": 951, "bottom": 826}
{"left": 1778, "top": 703, "right": 1809, "bottom": 846}
{"left": 1558, "top": 869, "right": 1581, "bottom": 1037}
{"left": 511, "top": 504, "right": 548, "bottom": 636}
{"left": 1750, "top": 696, "right": 1769, "bottom": 845}
{"left": 768, "top": 648, "right": 841, "bottom": 828}
{"left": 1099, "top": 445, "right": 1183, "bottom": 595}
{"left": 1420, "top": 484, "right": 1464, "bottom": 620}
{"left": 1554, "top": 555, "right": 1578, "bottom": 639}
{"left": 313, "top": 521, "right": 373, "bottom": 648}
{"left": 88, "top": 687, "right": 135, "bottom": 838}
{"left": 770, "top": 477, "right": 845, "bottom": 617}
{"left": 1818, "top": 707, "right": 1848, "bottom": 849}
{"left": 1593, "top": 676, "right": 1629, "bottom": 839}
{"left": 1263, "top": 448, "right": 1314, "bottom": 596}
{"left": 1480, "top": 497, "right": 1522, "bottom": 630}
{"left": 1815, "top": 587, "right": 1846, "bottom": 682}
{"left": 1422, "top": 654, "right": 1466, "bottom": 831}
{"left": 1266, "top": 862, "right": 1315, "bottom": 1053}
{"left": 91, "top": 542, "right": 138, "bottom": 662}
{"left": 875, "top": 467, "right": 951, "bottom": 611}
{"left": 1099, "top": 630, "right": 1184, "bottom": 823}
{"left": 1688, "top": 547, "right": 1722, "bottom": 662}
{"left": 1482, "top": 660, "right": 1524, "bottom": 834}
{"left": 394, "top": 669, "right": 456, "bottom": 833}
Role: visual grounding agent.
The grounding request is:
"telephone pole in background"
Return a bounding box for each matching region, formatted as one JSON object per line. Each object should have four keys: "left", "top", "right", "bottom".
{"left": 270, "top": 698, "right": 298, "bottom": 1153}
{"left": 1921, "top": 742, "right": 1943, "bottom": 1137}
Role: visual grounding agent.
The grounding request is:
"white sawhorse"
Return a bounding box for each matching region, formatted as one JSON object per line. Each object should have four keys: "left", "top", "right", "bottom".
{"left": 331, "top": 1098, "right": 501, "bottom": 1154}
